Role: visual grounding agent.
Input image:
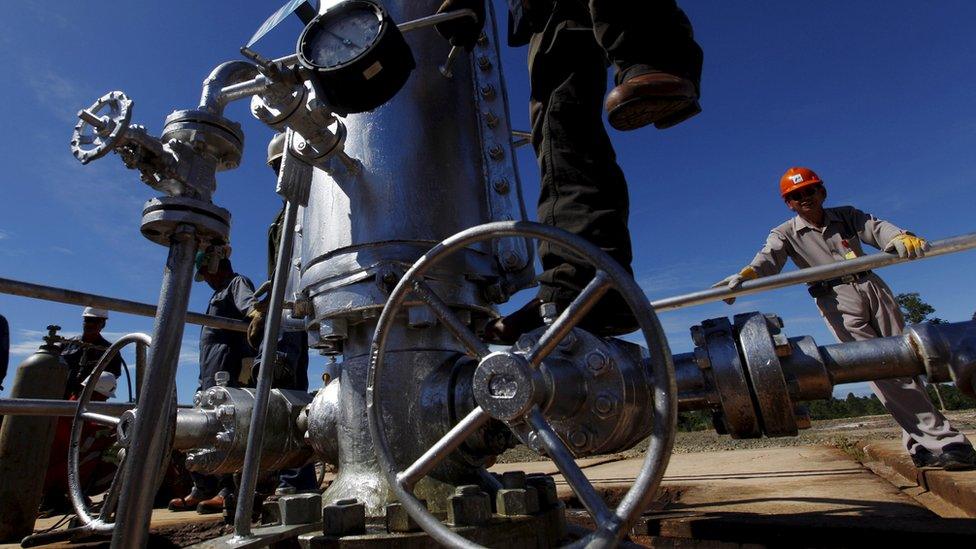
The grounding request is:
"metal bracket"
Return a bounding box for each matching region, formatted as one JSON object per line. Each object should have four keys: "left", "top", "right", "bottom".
{"left": 469, "top": 4, "right": 532, "bottom": 279}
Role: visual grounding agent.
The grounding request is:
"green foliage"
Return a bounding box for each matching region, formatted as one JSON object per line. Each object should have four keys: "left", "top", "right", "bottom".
{"left": 896, "top": 292, "right": 946, "bottom": 324}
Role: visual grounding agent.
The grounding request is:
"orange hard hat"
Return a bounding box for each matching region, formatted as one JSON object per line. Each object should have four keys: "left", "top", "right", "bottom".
{"left": 779, "top": 167, "right": 823, "bottom": 197}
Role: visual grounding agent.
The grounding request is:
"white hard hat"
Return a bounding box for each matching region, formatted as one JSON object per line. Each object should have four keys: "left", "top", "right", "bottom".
{"left": 83, "top": 371, "right": 117, "bottom": 398}
{"left": 82, "top": 307, "right": 109, "bottom": 319}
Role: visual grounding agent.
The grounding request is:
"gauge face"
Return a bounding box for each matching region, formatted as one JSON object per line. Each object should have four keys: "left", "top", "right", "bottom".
{"left": 302, "top": 3, "right": 383, "bottom": 69}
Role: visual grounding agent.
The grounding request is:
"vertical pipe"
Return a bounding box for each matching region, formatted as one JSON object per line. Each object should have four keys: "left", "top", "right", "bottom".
{"left": 135, "top": 341, "right": 147, "bottom": 396}
{"left": 111, "top": 227, "right": 197, "bottom": 549}
{"left": 233, "top": 200, "right": 298, "bottom": 538}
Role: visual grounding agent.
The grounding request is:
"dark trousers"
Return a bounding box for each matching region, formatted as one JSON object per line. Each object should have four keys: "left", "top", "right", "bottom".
{"left": 526, "top": 0, "right": 701, "bottom": 326}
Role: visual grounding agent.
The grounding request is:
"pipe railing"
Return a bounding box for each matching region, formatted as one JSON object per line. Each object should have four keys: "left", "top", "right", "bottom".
{"left": 0, "top": 277, "right": 247, "bottom": 332}
{"left": 650, "top": 232, "right": 976, "bottom": 312}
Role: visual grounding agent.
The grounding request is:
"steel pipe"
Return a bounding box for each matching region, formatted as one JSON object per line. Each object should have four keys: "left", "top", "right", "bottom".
{"left": 816, "top": 338, "right": 922, "bottom": 386}
{"left": 0, "top": 276, "right": 247, "bottom": 332}
{"left": 651, "top": 231, "right": 976, "bottom": 311}
{"left": 233, "top": 199, "right": 299, "bottom": 539}
{"left": 0, "top": 398, "right": 133, "bottom": 417}
{"left": 111, "top": 228, "right": 197, "bottom": 549}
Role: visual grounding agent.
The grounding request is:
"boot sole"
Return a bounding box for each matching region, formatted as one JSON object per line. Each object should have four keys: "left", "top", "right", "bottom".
{"left": 607, "top": 96, "right": 698, "bottom": 132}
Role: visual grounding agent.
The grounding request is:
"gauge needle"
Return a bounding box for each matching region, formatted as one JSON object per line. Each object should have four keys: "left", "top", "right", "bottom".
{"left": 326, "top": 30, "right": 363, "bottom": 50}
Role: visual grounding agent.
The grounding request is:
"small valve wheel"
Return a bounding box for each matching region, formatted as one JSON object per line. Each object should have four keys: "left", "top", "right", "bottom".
{"left": 71, "top": 91, "right": 133, "bottom": 164}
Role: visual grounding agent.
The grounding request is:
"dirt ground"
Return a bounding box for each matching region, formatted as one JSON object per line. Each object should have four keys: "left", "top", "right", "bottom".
{"left": 496, "top": 410, "right": 976, "bottom": 463}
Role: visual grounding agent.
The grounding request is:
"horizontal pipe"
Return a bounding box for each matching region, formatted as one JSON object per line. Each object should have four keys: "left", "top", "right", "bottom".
{"left": 817, "top": 336, "right": 922, "bottom": 385}
{"left": 397, "top": 8, "right": 475, "bottom": 33}
{"left": 0, "top": 277, "right": 247, "bottom": 332}
{"left": 0, "top": 399, "right": 133, "bottom": 417}
{"left": 651, "top": 232, "right": 976, "bottom": 312}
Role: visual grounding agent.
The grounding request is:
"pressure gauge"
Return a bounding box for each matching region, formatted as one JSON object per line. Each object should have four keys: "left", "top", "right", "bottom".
{"left": 297, "top": 0, "right": 415, "bottom": 114}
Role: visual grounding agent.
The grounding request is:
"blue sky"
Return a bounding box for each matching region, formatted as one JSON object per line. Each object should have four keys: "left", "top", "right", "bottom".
{"left": 1, "top": 1, "right": 974, "bottom": 403}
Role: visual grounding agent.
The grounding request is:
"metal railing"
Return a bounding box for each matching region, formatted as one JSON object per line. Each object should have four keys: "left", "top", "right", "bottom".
{"left": 650, "top": 232, "right": 976, "bottom": 312}
{"left": 0, "top": 277, "right": 247, "bottom": 332}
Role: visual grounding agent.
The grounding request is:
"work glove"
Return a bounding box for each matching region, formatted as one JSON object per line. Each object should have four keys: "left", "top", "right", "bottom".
{"left": 435, "top": 0, "right": 486, "bottom": 51}
{"left": 247, "top": 280, "right": 272, "bottom": 350}
{"left": 884, "top": 233, "right": 929, "bottom": 260}
{"left": 711, "top": 266, "right": 758, "bottom": 305}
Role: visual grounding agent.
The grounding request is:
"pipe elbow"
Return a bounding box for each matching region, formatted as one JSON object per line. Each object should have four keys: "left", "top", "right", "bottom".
{"left": 199, "top": 61, "right": 261, "bottom": 114}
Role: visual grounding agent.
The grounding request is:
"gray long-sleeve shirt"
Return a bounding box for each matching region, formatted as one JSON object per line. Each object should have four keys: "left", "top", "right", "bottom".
{"left": 747, "top": 206, "right": 907, "bottom": 276}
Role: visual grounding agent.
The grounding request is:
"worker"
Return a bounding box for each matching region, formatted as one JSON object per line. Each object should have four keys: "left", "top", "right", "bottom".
{"left": 435, "top": 0, "right": 703, "bottom": 342}
{"left": 247, "top": 133, "right": 316, "bottom": 495}
{"left": 60, "top": 307, "right": 123, "bottom": 399}
{"left": 41, "top": 308, "right": 121, "bottom": 516}
{"left": 169, "top": 247, "right": 256, "bottom": 513}
{"left": 715, "top": 167, "right": 976, "bottom": 470}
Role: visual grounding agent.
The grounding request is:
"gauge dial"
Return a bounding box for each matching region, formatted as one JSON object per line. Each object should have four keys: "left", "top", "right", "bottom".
{"left": 296, "top": 0, "right": 415, "bottom": 115}
{"left": 302, "top": 3, "right": 382, "bottom": 68}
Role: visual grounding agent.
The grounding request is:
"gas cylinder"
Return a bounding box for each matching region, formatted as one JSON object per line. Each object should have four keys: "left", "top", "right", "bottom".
{"left": 0, "top": 326, "right": 70, "bottom": 542}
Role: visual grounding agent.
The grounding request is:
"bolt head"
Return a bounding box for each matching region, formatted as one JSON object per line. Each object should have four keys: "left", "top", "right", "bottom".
{"left": 690, "top": 325, "right": 705, "bottom": 347}
{"left": 568, "top": 429, "right": 590, "bottom": 449}
{"left": 586, "top": 350, "right": 608, "bottom": 374}
{"left": 594, "top": 393, "right": 617, "bottom": 417}
{"left": 492, "top": 177, "right": 510, "bottom": 194}
{"left": 516, "top": 334, "right": 535, "bottom": 352}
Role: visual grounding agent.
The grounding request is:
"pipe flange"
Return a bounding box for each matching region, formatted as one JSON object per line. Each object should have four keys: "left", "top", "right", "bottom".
{"left": 251, "top": 86, "right": 308, "bottom": 129}
{"left": 161, "top": 109, "right": 244, "bottom": 171}
{"left": 71, "top": 91, "right": 133, "bottom": 165}
{"left": 734, "top": 312, "right": 797, "bottom": 437}
{"left": 140, "top": 197, "right": 231, "bottom": 247}
{"left": 700, "top": 317, "right": 761, "bottom": 438}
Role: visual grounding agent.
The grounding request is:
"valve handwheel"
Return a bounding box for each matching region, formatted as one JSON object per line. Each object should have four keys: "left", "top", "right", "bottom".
{"left": 70, "top": 91, "right": 133, "bottom": 165}
{"left": 367, "top": 221, "right": 677, "bottom": 548}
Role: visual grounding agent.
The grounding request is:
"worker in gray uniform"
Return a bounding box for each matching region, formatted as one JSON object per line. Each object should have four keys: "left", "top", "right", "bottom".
{"left": 717, "top": 166, "right": 976, "bottom": 470}
{"left": 169, "top": 248, "right": 257, "bottom": 513}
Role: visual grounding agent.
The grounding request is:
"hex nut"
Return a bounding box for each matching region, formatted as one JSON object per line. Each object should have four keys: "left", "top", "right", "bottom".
{"left": 690, "top": 325, "right": 705, "bottom": 347}
{"left": 385, "top": 502, "right": 422, "bottom": 533}
{"left": 279, "top": 493, "right": 322, "bottom": 526}
{"left": 772, "top": 333, "right": 792, "bottom": 357}
{"left": 525, "top": 474, "right": 559, "bottom": 510}
{"left": 447, "top": 487, "right": 491, "bottom": 526}
{"left": 322, "top": 498, "right": 366, "bottom": 536}
{"left": 496, "top": 489, "right": 529, "bottom": 516}
{"left": 693, "top": 347, "right": 712, "bottom": 370}
{"left": 501, "top": 470, "right": 527, "bottom": 489}
{"left": 523, "top": 485, "right": 541, "bottom": 514}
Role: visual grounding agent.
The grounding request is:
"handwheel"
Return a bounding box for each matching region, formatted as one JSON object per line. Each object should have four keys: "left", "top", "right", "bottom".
{"left": 70, "top": 91, "right": 133, "bottom": 164}
{"left": 367, "top": 221, "right": 677, "bottom": 548}
{"left": 67, "top": 333, "right": 174, "bottom": 532}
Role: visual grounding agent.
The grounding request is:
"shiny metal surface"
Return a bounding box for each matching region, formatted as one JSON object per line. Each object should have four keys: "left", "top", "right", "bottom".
{"left": 110, "top": 229, "right": 196, "bottom": 549}
{"left": 0, "top": 398, "right": 133, "bottom": 417}
{"left": 367, "top": 220, "right": 676, "bottom": 548}
{"left": 181, "top": 387, "right": 312, "bottom": 475}
{"left": 734, "top": 313, "right": 797, "bottom": 437}
{"left": 299, "top": 0, "right": 531, "bottom": 328}
{"left": 0, "top": 276, "right": 247, "bottom": 332}
{"left": 235, "top": 199, "right": 300, "bottom": 538}
{"left": 651, "top": 231, "right": 976, "bottom": 311}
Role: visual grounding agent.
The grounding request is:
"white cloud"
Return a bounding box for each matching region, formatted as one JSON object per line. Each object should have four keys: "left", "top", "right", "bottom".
{"left": 0, "top": 229, "right": 9, "bottom": 240}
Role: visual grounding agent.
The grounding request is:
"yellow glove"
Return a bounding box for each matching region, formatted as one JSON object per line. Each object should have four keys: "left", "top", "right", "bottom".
{"left": 711, "top": 266, "right": 759, "bottom": 305}
{"left": 246, "top": 308, "right": 266, "bottom": 350}
{"left": 884, "top": 233, "right": 929, "bottom": 260}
